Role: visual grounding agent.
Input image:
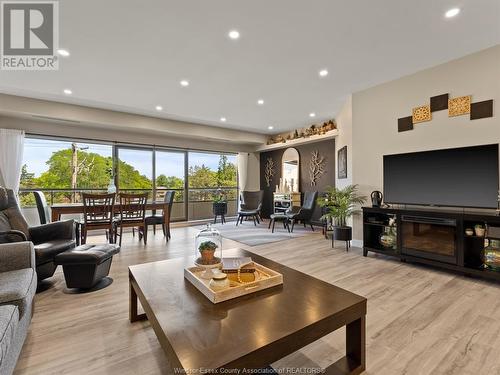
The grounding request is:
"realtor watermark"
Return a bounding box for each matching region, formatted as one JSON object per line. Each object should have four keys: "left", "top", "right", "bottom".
{"left": 1, "top": 0, "right": 59, "bottom": 70}
{"left": 173, "top": 368, "right": 325, "bottom": 374}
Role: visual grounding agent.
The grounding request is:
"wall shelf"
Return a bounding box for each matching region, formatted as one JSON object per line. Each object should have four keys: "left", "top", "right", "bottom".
{"left": 255, "top": 129, "right": 338, "bottom": 152}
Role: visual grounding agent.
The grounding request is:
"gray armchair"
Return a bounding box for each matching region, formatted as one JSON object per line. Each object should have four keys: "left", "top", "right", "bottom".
{"left": 0, "top": 241, "right": 36, "bottom": 375}
{"left": 236, "top": 190, "right": 264, "bottom": 226}
{"left": 0, "top": 187, "right": 76, "bottom": 281}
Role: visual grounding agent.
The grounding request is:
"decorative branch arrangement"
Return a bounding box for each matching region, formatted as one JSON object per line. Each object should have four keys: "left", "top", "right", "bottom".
{"left": 309, "top": 150, "right": 325, "bottom": 186}
{"left": 264, "top": 157, "right": 275, "bottom": 187}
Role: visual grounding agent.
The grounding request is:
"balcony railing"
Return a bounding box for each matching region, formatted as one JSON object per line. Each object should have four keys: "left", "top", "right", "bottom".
{"left": 19, "top": 187, "right": 238, "bottom": 222}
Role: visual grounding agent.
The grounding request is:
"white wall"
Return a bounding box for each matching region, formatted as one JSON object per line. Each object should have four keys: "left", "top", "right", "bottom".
{"left": 0, "top": 94, "right": 266, "bottom": 146}
{"left": 351, "top": 45, "right": 500, "bottom": 241}
{"left": 0, "top": 116, "right": 257, "bottom": 154}
{"left": 335, "top": 95, "right": 353, "bottom": 189}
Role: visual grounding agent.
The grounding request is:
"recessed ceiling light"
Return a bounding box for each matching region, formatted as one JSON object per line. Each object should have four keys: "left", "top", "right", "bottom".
{"left": 155, "top": 105, "right": 163, "bottom": 111}
{"left": 268, "top": 126, "right": 274, "bottom": 130}
{"left": 228, "top": 30, "right": 240, "bottom": 40}
{"left": 309, "top": 112, "right": 316, "bottom": 118}
{"left": 180, "top": 80, "right": 189, "bottom": 87}
{"left": 63, "top": 89, "right": 72, "bottom": 95}
{"left": 220, "top": 117, "right": 227, "bottom": 122}
{"left": 319, "top": 69, "right": 328, "bottom": 77}
{"left": 445, "top": 8, "right": 460, "bottom": 18}
{"left": 257, "top": 99, "right": 264, "bottom": 105}
{"left": 57, "top": 49, "right": 70, "bottom": 57}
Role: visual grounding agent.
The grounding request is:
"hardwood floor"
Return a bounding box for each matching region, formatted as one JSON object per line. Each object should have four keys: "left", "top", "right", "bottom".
{"left": 14, "top": 223, "right": 500, "bottom": 375}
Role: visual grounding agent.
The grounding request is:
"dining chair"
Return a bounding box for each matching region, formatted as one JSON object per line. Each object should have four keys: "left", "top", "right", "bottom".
{"left": 33, "top": 191, "right": 51, "bottom": 225}
{"left": 81, "top": 193, "right": 116, "bottom": 244}
{"left": 114, "top": 193, "right": 148, "bottom": 246}
{"left": 144, "top": 190, "right": 175, "bottom": 241}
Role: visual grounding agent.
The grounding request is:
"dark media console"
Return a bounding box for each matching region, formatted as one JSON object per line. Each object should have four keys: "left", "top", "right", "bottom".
{"left": 362, "top": 206, "right": 500, "bottom": 282}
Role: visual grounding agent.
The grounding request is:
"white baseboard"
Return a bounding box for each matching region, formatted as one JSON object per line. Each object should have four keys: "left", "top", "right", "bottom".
{"left": 352, "top": 239, "right": 363, "bottom": 248}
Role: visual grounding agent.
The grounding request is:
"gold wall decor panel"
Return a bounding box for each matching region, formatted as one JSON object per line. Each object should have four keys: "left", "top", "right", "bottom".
{"left": 412, "top": 105, "right": 432, "bottom": 124}
{"left": 448, "top": 95, "right": 471, "bottom": 117}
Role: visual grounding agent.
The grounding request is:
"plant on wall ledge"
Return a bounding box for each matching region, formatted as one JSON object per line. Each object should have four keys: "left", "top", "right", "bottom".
{"left": 309, "top": 150, "right": 325, "bottom": 186}
{"left": 264, "top": 157, "right": 275, "bottom": 187}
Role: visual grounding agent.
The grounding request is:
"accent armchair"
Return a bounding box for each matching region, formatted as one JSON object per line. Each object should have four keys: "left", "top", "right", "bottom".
{"left": 236, "top": 190, "right": 264, "bottom": 226}
{"left": 0, "top": 187, "right": 76, "bottom": 282}
{"left": 286, "top": 191, "right": 318, "bottom": 232}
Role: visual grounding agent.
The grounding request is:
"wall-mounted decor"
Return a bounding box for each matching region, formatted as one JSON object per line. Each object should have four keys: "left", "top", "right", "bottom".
{"left": 398, "top": 116, "right": 413, "bottom": 132}
{"left": 412, "top": 105, "right": 432, "bottom": 124}
{"left": 267, "top": 120, "right": 336, "bottom": 146}
{"left": 338, "top": 146, "right": 347, "bottom": 179}
{"left": 264, "top": 157, "right": 275, "bottom": 187}
{"left": 398, "top": 93, "right": 493, "bottom": 132}
{"left": 448, "top": 95, "right": 471, "bottom": 117}
{"left": 309, "top": 150, "right": 325, "bottom": 186}
{"left": 259, "top": 139, "right": 335, "bottom": 222}
{"left": 471, "top": 99, "right": 494, "bottom": 120}
{"left": 430, "top": 93, "right": 449, "bottom": 112}
{"left": 282, "top": 148, "right": 300, "bottom": 192}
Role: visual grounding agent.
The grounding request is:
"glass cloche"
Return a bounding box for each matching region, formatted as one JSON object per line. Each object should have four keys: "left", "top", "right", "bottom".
{"left": 195, "top": 224, "right": 223, "bottom": 278}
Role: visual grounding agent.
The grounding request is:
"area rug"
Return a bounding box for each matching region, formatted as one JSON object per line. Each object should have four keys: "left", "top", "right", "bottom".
{"left": 202, "top": 220, "right": 313, "bottom": 246}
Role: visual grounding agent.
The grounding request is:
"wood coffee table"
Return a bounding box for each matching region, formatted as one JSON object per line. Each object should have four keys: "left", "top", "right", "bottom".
{"left": 129, "top": 248, "right": 367, "bottom": 374}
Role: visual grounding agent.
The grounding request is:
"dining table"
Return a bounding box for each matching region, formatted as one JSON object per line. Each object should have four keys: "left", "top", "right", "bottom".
{"left": 50, "top": 200, "right": 170, "bottom": 222}
{"left": 51, "top": 200, "right": 171, "bottom": 245}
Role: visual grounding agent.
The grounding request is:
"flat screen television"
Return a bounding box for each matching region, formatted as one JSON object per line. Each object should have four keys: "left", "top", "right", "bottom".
{"left": 383, "top": 144, "right": 499, "bottom": 209}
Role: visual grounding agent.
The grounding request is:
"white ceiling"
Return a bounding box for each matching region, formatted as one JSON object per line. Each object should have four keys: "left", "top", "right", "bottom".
{"left": 0, "top": 0, "right": 499, "bottom": 134}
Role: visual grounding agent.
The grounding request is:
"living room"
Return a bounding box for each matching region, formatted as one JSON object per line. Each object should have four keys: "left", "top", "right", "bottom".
{"left": 0, "top": 1, "right": 499, "bottom": 374}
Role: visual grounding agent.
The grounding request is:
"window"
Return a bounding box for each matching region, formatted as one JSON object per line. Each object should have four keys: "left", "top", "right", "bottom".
{"left": 188, "top": 152, "right": 238, "bottom": 220}
{"left": 19, "top": 136, "right": 238, "bottom": 222}
{"left": 117, "top": 147, "right": 153, "bottom": 194}
{"left": 155, "top": 150, "right": 186, "bottom": 220}
{"left": 20, "top": 137, "right": 112, "bottom": 205}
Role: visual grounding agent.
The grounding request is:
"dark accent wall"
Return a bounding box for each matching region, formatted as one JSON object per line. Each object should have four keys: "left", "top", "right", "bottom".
{"left": 259, "top": 139, "right": 335, "bottom": 223}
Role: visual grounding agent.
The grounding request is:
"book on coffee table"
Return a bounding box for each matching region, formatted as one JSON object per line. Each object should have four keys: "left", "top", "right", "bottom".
{"left": 221, "top": 257, "right": 255, "bottom": 273}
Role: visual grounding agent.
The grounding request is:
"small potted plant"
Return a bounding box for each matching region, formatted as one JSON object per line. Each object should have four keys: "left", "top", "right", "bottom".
{"left": 198, "top": 240, "right": 219, "bottom": 264}
{"left": 317, "top": 185, "right": 366, "bottom": 250}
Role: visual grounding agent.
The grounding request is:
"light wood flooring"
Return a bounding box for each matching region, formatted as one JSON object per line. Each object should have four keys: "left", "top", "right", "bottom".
{"left": 14, "top": 222, "right": 500, "bottom": 375}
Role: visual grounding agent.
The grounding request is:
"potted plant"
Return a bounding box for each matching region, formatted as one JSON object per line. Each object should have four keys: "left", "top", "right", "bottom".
{"left": 198, "top": 240, "right": 219, "bottom": 264}
{"left": 317, "top": 185, "right": 366, "bottom": 246}
{"left": 212, "top": 189, "right": 227, "bottom": 222}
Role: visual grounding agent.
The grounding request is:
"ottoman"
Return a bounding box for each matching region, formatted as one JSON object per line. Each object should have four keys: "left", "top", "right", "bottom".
{"left": 268, "top": 213, "right": 291, "bottom": 233}
{"left": 55, "top": 244, "right": 120, "bottom": 290}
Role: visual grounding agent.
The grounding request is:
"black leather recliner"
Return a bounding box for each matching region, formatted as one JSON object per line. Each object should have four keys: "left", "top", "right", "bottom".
{"left": 0, "top": 188, "right": 76, "bottom": 281}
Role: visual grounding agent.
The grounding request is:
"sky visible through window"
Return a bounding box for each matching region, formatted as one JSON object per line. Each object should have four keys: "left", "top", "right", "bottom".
{"left": 189, "top": 152, "right": 237, "bottom": 172}
{"left": 23, "top": 138, "right": 237, "bottom": 182}
{"left": 23, "top": 138, "right": 112, "bottom": 177}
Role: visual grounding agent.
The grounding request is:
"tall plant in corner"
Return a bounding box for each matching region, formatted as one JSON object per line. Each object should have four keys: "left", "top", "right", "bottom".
{"left": 317, "top": 185, "right": 366, "bottom": 249}
{"left": 318, "top": 185, "right": 366, "bottom": 226}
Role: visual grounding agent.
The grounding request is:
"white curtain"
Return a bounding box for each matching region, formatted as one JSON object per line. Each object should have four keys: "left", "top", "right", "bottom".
{"left": 0, "top": 129, "right": 25, "bottom": 193}
{"left": 237, "top": 152, "right": 249, "bottom": 191}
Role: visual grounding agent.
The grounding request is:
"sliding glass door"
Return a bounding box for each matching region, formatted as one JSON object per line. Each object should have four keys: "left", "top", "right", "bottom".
{"left": 155, "top": 150, "right": 186, "bottom": 221}
{"left": 20, "top": 136, "right": 237, "bottom": 223}
{"left": 117, "top": 147, "right": 153, "bottom": 197}
{"left": 188, "top": 152, "right": 238, "bottom": 220}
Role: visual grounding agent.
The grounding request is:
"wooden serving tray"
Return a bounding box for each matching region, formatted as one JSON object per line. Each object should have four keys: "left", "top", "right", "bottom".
{"left": 184, "top": 262, "right": 283, "bottom": 304}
